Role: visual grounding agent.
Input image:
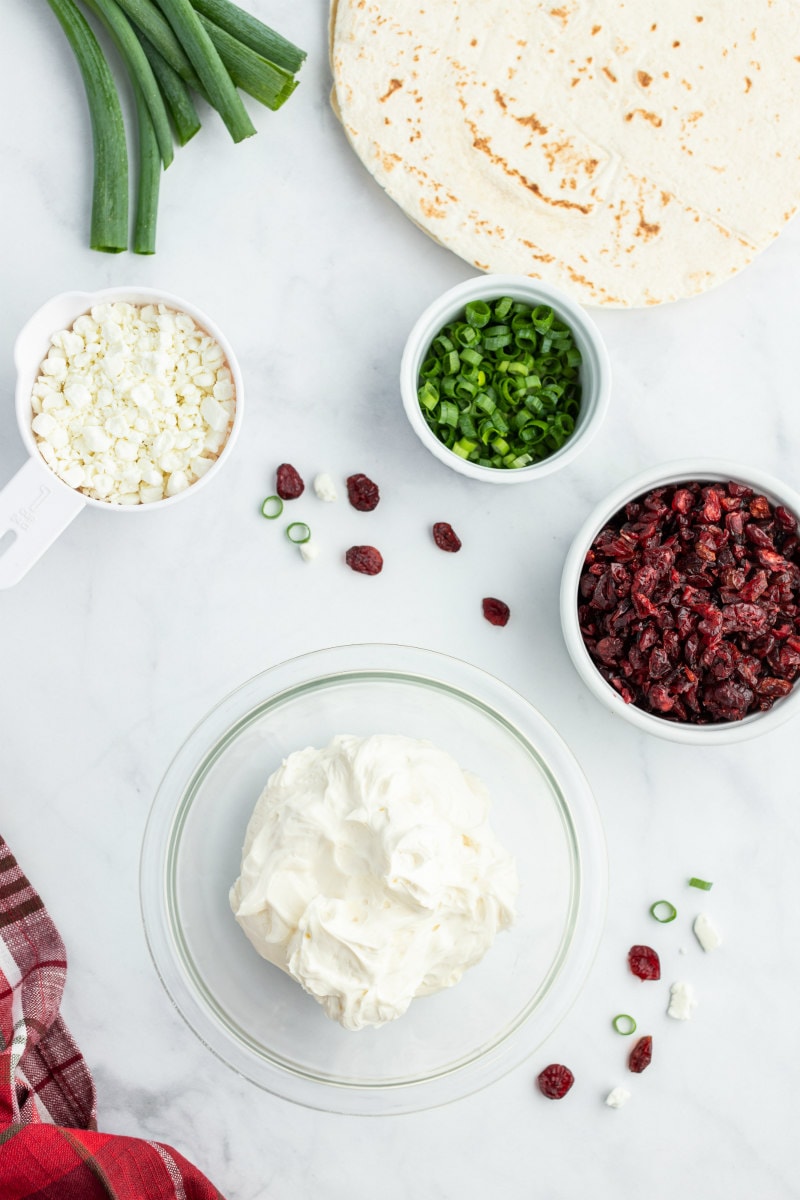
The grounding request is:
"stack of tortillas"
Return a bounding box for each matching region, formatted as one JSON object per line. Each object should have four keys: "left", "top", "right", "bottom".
{"left": 330, "top": 0, "right": 800, "bottom": 306}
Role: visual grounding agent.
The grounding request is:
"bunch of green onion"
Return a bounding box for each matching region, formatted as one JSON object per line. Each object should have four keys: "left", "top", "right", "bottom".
{"left": 417, "top": 297, "right": 582, "bottom": 469}
{"left": 45, "top": 0, "right": 306, "bottom": 254}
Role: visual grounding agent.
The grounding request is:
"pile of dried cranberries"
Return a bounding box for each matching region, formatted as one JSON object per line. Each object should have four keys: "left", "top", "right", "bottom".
{"left": 578, "top": 480, "right": 800, "bottom": 723}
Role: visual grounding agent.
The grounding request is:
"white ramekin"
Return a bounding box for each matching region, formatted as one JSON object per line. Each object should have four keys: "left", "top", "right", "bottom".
{"left": 0, "top": 286, "right": 244, "bottom": 588}
{"left": 560, "top": 459, "right": 800, "bottom": 744}
{"left": 400, "top": 274, "right": 610, "bottom": 483}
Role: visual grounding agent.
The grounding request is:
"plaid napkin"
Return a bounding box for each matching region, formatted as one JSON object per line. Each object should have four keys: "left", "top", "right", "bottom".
{"left": 0, "top": 836, "right": 226, "bottom": 1199}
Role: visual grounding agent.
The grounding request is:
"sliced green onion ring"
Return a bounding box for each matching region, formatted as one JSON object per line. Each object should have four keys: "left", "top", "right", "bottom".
{"left": 612, "top": 1014, "right": 637, "bottom": 1036}
{"left": 689, "top": 877, "right": 713, "bottom": 891}
{"left": 286, "top": 521, "right": 311, "bottom": 544}
{"left": 260, "top": 495, "right": 283, "bottom": 519}
{"left": 650, "top": 899, "right": 677, "bottom": 923}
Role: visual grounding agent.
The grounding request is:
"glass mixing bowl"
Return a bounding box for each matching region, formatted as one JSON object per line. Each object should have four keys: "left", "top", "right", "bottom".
{"left": 140, "top": 645, "right": 607, "bottom": 1114}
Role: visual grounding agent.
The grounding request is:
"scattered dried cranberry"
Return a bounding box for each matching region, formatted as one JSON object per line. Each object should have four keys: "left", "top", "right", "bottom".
{"left": 347, "top": 473, "right": 380, "bottom": 511}
{"left": 276, "top": 463, "right": 304, "bottom": 500}
{"left": 628, "top": 944, "right": 661, "bottom": 981}
{"left": 433, "top": 522, "right": 462, "bottom": 552}
{"left": 483, "top": 597, "right": 510, "bottom": 626}
{"left": 577, "top": 480, "right": 800, "bottom": 723}
{"left": 628, "top": 1035, "right": 653, "bottom": 1074}
{"left": 345, "top": 545, "right": 383, "bottom": 575}
{"left": 537, "top": 1063, "right": 575, "bottom": 1099}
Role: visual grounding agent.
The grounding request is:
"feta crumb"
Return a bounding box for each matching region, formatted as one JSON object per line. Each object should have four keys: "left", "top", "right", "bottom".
{"left": 29, "top": 302, "right": 234, "bottom": 504}
{"left": 300, "top": 540, "right": 320, "bottom": 563}
{"left": 693, "top": 913, "right": 721, "bottom": 953}
{"left": 667, "top": 981, "right": 697, "bottom": 1021}
{"left": 605, "top": 1087, "right": 631, "bottom": 1109}
{"left": 313, "top": 473, "right": 338, "bottom": 502}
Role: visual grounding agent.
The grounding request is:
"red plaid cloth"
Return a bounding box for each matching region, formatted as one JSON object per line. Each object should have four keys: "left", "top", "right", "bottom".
{"left": 0, "top": 837, "right": 226, "bottom": 1199}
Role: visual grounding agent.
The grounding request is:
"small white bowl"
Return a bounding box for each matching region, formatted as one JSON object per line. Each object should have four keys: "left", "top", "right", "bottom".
{"left": 0, "top": 286, "right": 243, "bottom": 588}
{"left": 560, "top": 459, "right": 800, "bottom": 744}
{"left": 400, "top": 275, "right": 611, "bottom": 483}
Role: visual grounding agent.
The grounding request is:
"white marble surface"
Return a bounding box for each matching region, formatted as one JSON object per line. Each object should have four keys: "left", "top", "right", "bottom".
{"left": 2, "top": 3, "right": 800, "bottom": 1197}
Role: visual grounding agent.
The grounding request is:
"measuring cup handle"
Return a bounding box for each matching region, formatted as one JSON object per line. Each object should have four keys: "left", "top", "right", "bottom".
{"left": 0, "top": 456, "right": 85, "bottom": 589}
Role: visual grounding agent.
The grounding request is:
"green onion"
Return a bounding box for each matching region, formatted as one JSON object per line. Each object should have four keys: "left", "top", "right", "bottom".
{"left": 138, "top": 32, "right": 201, "bottom": 145}
{"left": 196, "top": 14, "right": 298, "bottom": 109}
{"left": 115, "top": 0, "right": 201, "bottom": 86}
{"left": 612, "top": 1014, "right": 637, "bottom": 1036}
{"left": 190, "top": 0, "right": 306, "bottom": 74}
{"left": 260, "top": 495, "right": 283, "bottom": 519}
{"left": 417, "top": 296, "right": 581, "bottom": 470}
{"left": 689, "top": 877, "right": 713, "bottom": 890}
{"left": 286, "top": 522, "right": 311, "bottom": 544}
{"left": 650, "top": 900, "right": 677, "bottom": 923}
{"left": 81, "top": 0, "right": 174, "bottom": 168}
{"left": 46, "top": 0, "right": 128, "bottom": 252}
{"left": 155, "top": 0, "right": 256, "bottom": 142}
{"left": 132, "top": 84, "right": 161, "bottom": 253}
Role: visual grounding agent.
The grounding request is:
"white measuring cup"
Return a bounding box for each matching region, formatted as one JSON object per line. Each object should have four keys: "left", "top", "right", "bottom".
{"left": 0, "top": 286, "right": 244, "bottom": 589}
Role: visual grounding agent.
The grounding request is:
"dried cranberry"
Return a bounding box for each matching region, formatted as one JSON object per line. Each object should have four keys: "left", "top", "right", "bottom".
{"left": 346, "top": 473, "right": 380, "bottom": 511}
{"left": 483, "top": 597, "right": 510, "bottom": 626}
{"left": 536, "top": 1064, "right": 574, "bottom": 1099}
{"left": 275, "top": 463, "right": 304, "bottom": 500}
{"left": 628, "top": 944, "right": 660, "bottom": 981}
{"left": 345, "top": 545, "right": 383, "bottom": 575}
{"left": 432, "top": 522, "right": 462, "bottom": 552}
{"left": 577, "top": 479, "right": 800, "bottom": 723}
{"left": 628, "top": 1035, "right": 653, "bottom": 1074}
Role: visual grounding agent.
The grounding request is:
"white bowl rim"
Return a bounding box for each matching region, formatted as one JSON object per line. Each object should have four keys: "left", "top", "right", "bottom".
{"left": 560, "top": 457, "right": 800, "bottom": 744}
{"left": 400, "top": 274, "right": 611, "bottom": 484}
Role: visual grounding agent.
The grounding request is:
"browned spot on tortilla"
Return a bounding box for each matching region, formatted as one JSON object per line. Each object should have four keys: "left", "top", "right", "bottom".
{"left": 550, "top": 6, "right": 569, "bottom": 24}
{"left": 522, "top": 241, "right": 555, "bottom": 262}
{"left": 636, "top": 210, "right": 661, "bottom": 239}
{"left": 663, "top": 71, "right": 670, "bottom": 78}
{"left": 624, "top": 109, "right": 663, "bottom": 127}
{"left": 602, "top": 66, "right": 617, "bottom": 82}
{"left": 475, "top": 261, "right": 490, "bottom": 270}
{"left": 495, "top": 93, "right": 548, "bottom": 134}
{"left": 686, "top": 110, "right": 704, "bottom": 122}
{"left": 742, "top": 75, "right": 753, "bottom": 92}
{"left": 381, "top": 152, "right": 402, "bottom": 172}
{"left": 681, "top": 79, "right": 693, "bottom": 89}
{"left": 637, "top": 70, "right": 653, "bottom": 87}
{"left": 673, "top": 40, "right": 681, "bottom": 48}
{"left": 661, "top": 190, "right": 671, "bottom": 204}
{"left": 379, "top": 79, "right": 403, "bottom": 102}
{"left": 420, "top": 199, "right": 446, "bottom": 219}
{"left": 650, "top": 22, "right": 657, "bottom": 31}
{"left": 384, "top": 118, "right": 391, "bottom": 125}
{"left": 591, "top": 24, "right": 601, "bottom": 34}
{"left": 467, "top": 123, "right": 592, "bottom": 213}
{"left": 695, "top": 14, "right": 704, "bottom": 21}
{"left": 471, "top": 38, "right": 477, "bottom": 46}
{"left": 571, "top": 77, "right": 580, "bottom": 86}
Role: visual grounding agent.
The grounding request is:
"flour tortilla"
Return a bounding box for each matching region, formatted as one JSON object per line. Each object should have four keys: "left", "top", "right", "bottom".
{"left": 330, "top": 0, "right": 800, "bottom": 306}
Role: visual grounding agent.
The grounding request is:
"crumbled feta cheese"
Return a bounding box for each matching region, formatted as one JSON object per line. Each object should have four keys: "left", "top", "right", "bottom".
{"left": 693, "top": 913, "right": 721, "bottom": 953}
{"left": 313, "top": 472, "right": 338, "bottom": 502}
{"left": 605, "top": 1087, "right": 631, "bottom": 1109}
{"left": 30, "top": 302, "right": 234, "bottom": 504}
{"left": 300, "top": 540, "right": 320, "bottom": 562}
{"left": 667, "top": 981, "right": 697, "bottom": 1020}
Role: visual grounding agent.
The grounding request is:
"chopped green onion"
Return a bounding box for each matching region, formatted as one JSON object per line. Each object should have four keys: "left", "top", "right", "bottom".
{"left": 689, "top": 877, "right": 713, "bottom": 891}
{"left": 416, "top": 297, "right": 581, "bottom": 470}
{"left": 156, "top": 0, "right": 256, "bottom": 142}
{"left": 132, "top": 84, "right": 161, "bottom": 254}
{"left": 196, "top": 14, "right": 299, "bottom": 110}
{"left": 286, "top": 521, "right": 311, "bottom": 544}
{"left": 46, "top": 0, "right": 129, "bottom": 252}
{"left": 138, "top": 32, "right": 201, "bottom": 145}
{"left": 81, "top": 0, "right": 174, "bottom": 168}
{"left": 612, "top": 1014, "right": 637, "bottom": 1036}
{"left": 650, "top": 900, "right": 677, "bottom": 923}
{"left": 190, "top": 0, "right": 307, "bottom": 74}
{"left": 260, "top": 495, "right": 283, "bottom": 519}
